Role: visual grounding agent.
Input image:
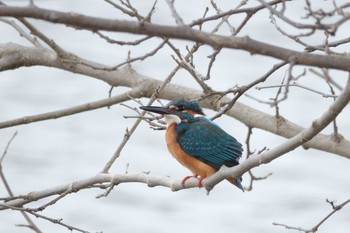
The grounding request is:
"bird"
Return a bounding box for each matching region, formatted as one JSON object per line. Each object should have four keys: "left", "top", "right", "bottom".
{"left": 140, "top": 99, "right": 244, "bottom": 191}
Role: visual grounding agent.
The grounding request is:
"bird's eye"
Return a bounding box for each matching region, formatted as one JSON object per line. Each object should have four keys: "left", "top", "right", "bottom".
{"left": 177, "top": 105, "right": 185, "bottom": 111}
{"left": 169, "top": 104, "right": 185, "bottom": 111}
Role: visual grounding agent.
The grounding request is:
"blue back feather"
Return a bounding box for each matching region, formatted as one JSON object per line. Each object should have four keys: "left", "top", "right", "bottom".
{"left": 174, "top": 115, "right": 243, "bottom": 169}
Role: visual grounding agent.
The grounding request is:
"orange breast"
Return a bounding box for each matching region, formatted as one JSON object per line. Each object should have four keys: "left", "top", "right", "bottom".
{"left": 165, "top": 123, "right": 217, "bottom": 178}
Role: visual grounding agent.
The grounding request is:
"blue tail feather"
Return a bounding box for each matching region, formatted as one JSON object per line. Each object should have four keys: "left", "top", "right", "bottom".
{"left": 235, "top": 178, "right": 244, "bottom": 192}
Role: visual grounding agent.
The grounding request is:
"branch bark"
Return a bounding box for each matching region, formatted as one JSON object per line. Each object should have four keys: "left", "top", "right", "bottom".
{"left": 1, "top": 6, "right": 350, "bottom": 71}
{"left": 0, "top": 172, "right": 195, "bottom": 210}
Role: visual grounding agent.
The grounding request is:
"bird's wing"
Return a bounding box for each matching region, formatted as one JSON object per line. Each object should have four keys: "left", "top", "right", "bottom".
{"left": 176, "top": 118, "right": 243, "bottom": 169}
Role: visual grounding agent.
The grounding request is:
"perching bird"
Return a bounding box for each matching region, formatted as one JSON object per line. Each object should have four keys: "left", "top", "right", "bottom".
{"left": 140, "top": 100, "right": 243, "bottom": 191}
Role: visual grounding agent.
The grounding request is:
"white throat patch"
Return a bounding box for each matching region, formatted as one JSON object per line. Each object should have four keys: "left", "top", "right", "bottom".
{"left": 193, "top": 114, "right": 205, "bottom": 118}
{"left": 164, "top": 114, "right": 181, "bottom": 125}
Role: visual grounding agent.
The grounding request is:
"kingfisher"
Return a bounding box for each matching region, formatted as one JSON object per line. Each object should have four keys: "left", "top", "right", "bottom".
{"left": 140, "top": 100, "right": 244, "bottom": 191}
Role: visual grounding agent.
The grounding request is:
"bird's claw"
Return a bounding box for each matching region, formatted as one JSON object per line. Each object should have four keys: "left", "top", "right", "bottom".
{"left": 181, "top": 175, "right": 204, "bottom": 188}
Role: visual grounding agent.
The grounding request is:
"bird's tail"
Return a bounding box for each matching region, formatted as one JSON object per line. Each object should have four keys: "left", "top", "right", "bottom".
{"left": 227, "top": 177, "right": 244, "bottom": 192}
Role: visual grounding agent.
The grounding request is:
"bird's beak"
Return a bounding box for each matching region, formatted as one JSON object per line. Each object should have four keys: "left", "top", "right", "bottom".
{"left": 140, "top": 106, "right": 177, "bottom": 115}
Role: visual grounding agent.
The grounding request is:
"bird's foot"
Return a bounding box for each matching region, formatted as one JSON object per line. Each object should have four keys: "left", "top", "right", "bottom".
{"left": 181, "top": 175, "right": 194, "bottom": 187}
{"left": 181, "top": 175, "right": 204, "bottom": 188}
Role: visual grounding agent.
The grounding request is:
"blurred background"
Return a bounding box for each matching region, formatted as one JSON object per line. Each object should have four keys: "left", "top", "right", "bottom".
{"left": 0, "top": 0, "right": 349, "bottom": 232}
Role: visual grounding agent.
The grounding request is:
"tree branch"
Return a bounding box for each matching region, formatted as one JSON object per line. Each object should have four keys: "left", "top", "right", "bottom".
{"left": 1, "top": 1, "right": 350, "bottom": 231}
{"left": 203, "top": 73, "right": 350, "bottom": 190}
{"left": 0, "top": 172, "right": 197, "bottom": 210}
{"left": 0, "top": 43, "right": 349, "bottom": 159}
{"left": 0, "top": 132, "right": 43, "bottom": 233}
{"left": 1, "top": 6, "right": 350, "bottom": 71}
{"left": 0, "top": 89, "right": 141, "bottom": 128}
{"left": 273, "top": 198, "right": 350, "bottom": 233}
{"left": 1, "top": 68, "right": 349, "bottom": 206}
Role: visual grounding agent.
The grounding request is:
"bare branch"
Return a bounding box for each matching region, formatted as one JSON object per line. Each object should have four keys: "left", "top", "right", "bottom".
{"left": 244, "top": 127, "right": 272, "bottom": 191}
{"left": 189, "top": 0, "right": 285, "bottom": 27}
{"left": 0, "top": 131, "right": 17, "bottom": 164}
{"left": 273, "top": 198, "right": 350, "bottom": 233}
{"left": 0, "top": 43, "right": 349, "bottom": 159}
{"left": 1, "top": 1, "right": 350, "bottom": 231}
{"left": 0, "top": 132, "right": 43, "bottom": 233}
{"left": 210, "top": 61, "right": 287, "bottom": 120}
{"left": 258, "top": 0, "right": 333, "bottom": 32}
{"left": 0, "top": 172, "right": 196, "bottom": 210}
{"left": 95, "top": 32, "right": 152, "bottom": 46}
{"left": 205, "top": 73, "right": 350, "bottom": 190}
{"left": 0, "top": 204, "right": 89, "bottom": 233}
{"left": 1, "top": 6, "right": 350, "bottom": 71}
{"left": 2, "top": 70, "right": 350, "bottom": 209}
{"left": 102, "top": 127, "right": 132, "bottom": 173}
{"left": 0, "top": 18, "right": 41, "bottom": 47}
{"left": 205, "top": 49, "right": 220, "bottom": 80}
{"left": 256, "top": 82, "right": 339, "bottom": 98}
{"left": 101, "top": 30, "right": 206, "bottom": 172}
{"left": 306, "top": 36, "right": 350, "bottom": 53}
{"left": 105, "top": 0, "right": 143, "bottom": 21}
{"left": 165, "top": 0, "right": 185, "bottom": 25}
{"left": 309, "top": 68, "right": 343, "bottom": 91}
{"left": 0, "top": 89, "right": 141, "bottom": 129}
{"left": 122, "top": 102, "right": 166, "bottom": 130}
{"left": 110, "top": 38, "right": 168, "bottom": 70}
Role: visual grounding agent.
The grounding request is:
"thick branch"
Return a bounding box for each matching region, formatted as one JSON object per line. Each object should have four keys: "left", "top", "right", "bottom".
{"left": 1, "top": 6, "right": 350, "bottom": 71}
{"left": 0, "top": 172, "right": 199, "bottom": 210}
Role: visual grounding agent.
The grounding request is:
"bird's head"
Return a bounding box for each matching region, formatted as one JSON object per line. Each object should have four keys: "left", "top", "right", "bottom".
{"left": 140, "top": 100, "right": 205, "bottom": 125}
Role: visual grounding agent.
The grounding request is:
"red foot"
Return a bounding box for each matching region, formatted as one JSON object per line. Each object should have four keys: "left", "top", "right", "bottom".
{"left": 197, "top": 176, "right": 204, "bottom": 187}
{"left": 181, "top": 175, "right": 205, "bottom": 187}
{"left": 181, "top": 175, "right": 195, "bottom": 186}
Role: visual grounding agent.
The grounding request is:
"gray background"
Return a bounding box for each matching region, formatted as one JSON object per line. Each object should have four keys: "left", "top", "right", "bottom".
{"left": 1, "top": 1, "right": 349, "bottom": 232}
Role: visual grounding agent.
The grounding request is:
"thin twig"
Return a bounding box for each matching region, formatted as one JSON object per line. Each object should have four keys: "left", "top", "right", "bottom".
{"left": 0, "top": 132, "right": 42, "bottom": 233}
{"left": 0, "top": 131, "right": 17, "bottom": 164}
{"left": 256, "top": 82, "right": 338, "bottom": 98}
{"left": 101, "top": 39, "right": 202, "bottom": 172}
{"left": 244, "top": 127, "right": 272, "bottom": 191}
{"left": 205, "top": 49, "right": 221, "bottom": 80}
{"left": 0, "top": 90, "right": 140, "bottom": 129}
{"left": 110, "top": 38, "right": 169, "bottom": 70}
{"left": 17, "top": 17, "right": 68, "bottom": 57}
{"left": 165, "top": 0, "right": 185, "bottom": 25}
{"left": 26, "top": 185, "right": 74, "bottom": 212}
{"left": 309, "top": 68, "right": 343, "bottom": 91}
{"left": 0, "top": 18, "right": 41, "bottom": 47}
{"left": 105, "top": 0, "right": 143, "bottom": 21}
{"left": 189, "top": 0, "right": 285, "bottom": 27}
{"left": 0, "top": 204, "right": 89, "bottom": 233}
{"left": 95, "top": 32, "right": 152, "bottom": 46}
{"left": 273, "top": 198, "right": 350, "bottom": 233}
{"left": 210, "top": 62, "right": 287, "bottom": 120}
